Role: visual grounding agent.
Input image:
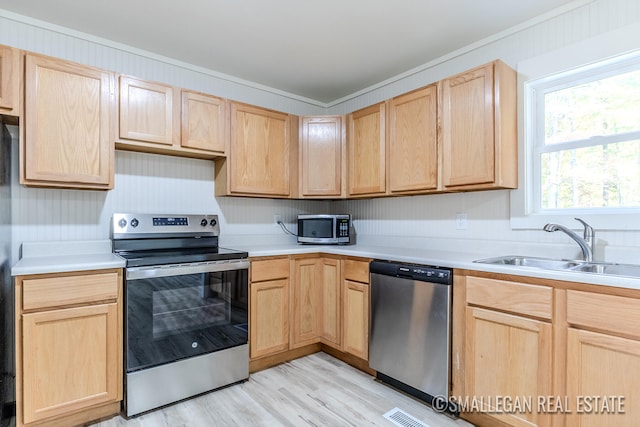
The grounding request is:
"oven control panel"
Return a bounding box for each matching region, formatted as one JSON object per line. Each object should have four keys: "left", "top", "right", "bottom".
{"left": 112, "top": 213, "right": 220, "bottom": 238}
{"left": 153, "top": 217, "right": 189, "bottom": 226}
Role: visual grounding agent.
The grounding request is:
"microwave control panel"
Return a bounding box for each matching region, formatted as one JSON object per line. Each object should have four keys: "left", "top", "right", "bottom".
{"left": 337, "top": 218, "right": 350, "bottom": 237}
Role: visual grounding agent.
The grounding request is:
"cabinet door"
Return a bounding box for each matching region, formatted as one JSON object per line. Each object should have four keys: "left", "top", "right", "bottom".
{"left": 320, "top": 257, "right": 341, "bottom": 347}
{"left": 21, "top": 303, "right": 119, "bottom": 424}
{"left": 0, "top": 45, "right": 20, "bottom": 116}
{"left": 250, "top": 279, "right": 289, "bottom": 358}
{"left": 348, "top": 103, "right": 386, "bottom": 196}
{"left": 441, "top": 63, "right": 495, "bottom": 188}
{"left": 22, "top": 53, "right": 114, "bottom": 189}
{"left": 465, "top": 306, "right": 552, "bottom": 427}
{"left": 566, "top": 328, "right": 640, "bottom": 427}
{"left": 229, "top": 102, "right": 290, "bottom": 196}
{"left": 441, "top": 61, "right": 517, "bottom": 190}
{"left": 300, "top": 116, "right": 344, "bottom": 197}
{"left": 181, "top": 91, "right": 226, "bottom": 154}
{"left": 388, "top": 85, "right": 438, "bottom": 193}
{"left": 342, "top": 279, "right": 369, "bottom": 360}
{"left": 119, "top": 75, "right": 179, "bottom": 146}
{"left": 291, "top": 258, "right": 320, "bottom": 348}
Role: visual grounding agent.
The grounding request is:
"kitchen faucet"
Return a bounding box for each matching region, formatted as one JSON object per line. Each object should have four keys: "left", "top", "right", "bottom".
{"left": 543, "top": 218, "right": 595, "bottom": 262}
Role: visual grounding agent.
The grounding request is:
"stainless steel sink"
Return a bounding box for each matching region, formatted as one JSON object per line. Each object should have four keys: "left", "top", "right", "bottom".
{"left": 568, "top": 262, "right": 640, "bottom": 278}
{"left": 474, "top": 256, "right": 582, "bottom": 271}
{"left": 474, "top": 255, "right": 640, "bottom": 279}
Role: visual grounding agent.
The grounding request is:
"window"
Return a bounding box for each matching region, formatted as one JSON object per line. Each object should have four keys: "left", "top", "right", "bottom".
{"left": 530, "top": 54, "right": 640, "bottom": 212}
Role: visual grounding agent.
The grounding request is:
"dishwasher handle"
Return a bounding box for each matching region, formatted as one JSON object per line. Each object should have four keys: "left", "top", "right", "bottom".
{"left": 370, "top": 260, "right": 452, "bottom": 285}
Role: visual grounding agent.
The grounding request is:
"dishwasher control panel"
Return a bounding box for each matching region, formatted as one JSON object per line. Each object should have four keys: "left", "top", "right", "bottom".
{"left": 370, "top": 260, "right": 452, "bottom": 285}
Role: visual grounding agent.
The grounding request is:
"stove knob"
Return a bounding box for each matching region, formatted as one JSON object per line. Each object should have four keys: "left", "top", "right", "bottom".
{"left": 201, "top": 219, "right": 208, "bottom": 227}
{"left": 118, "top": 218, "right": 127, "bottom": 228}
{"left": 210, "top": 219, "right": 217, "bottom": 227}
{"left": 130, "top": 218, "right": 139, "bottom": 228}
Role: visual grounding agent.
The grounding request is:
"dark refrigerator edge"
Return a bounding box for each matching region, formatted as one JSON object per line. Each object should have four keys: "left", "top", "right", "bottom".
{"left": 0, "top": 121, "right": 15, "bottom": 427}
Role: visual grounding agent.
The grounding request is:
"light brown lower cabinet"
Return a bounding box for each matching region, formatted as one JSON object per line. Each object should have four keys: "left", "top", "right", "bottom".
{"left": 249, "top": 257, "right": 290, "bottom": 359}
{"left": 15, "top": 269, "right": 123, "bottom": 427}
{"left": 341, "top": 279, "right": 369, "bottom": 360}
{"left": 249, "top": 255, "right": 369, "bottom": 370}
{"left": 464, "top": 306, "right": 552, "bottom": 427}
{"left": 290, "top": 256, "right": 321, "bottom": 348}
{"left": 456, "top": 271, "right": 640, "bottom": 427}
{"left": 319, "top": 257, "right": 342, "bottom": 347}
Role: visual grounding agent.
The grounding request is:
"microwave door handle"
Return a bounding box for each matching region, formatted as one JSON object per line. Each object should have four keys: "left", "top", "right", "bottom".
{"left": 126, "top": 260, "right": 249, "bottom": 280}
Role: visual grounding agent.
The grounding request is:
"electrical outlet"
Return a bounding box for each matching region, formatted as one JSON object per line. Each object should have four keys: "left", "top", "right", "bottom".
{"left": 455, "top": 212, "right": 468, "bottom": 230}
{"left": 273, "top": 214, "right": 282, "bottom": 227}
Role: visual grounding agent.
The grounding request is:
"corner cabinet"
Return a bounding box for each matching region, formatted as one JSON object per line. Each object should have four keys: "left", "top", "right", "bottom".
{"left": 216, "top": 102, "right": 293, "bottom": 198}
{"left": 0, "top": 44, "right": 20, "bottom": 118}
{"left": 440, "top": 60, "right": 517, "bottom": 190}
{"left": 299, "top": 116, "right": 346, "bottom": 198}
{"left": 290, "top": 255, "right": 343, "bottom": 349}
{"left": 21, "top": 53, "right": 115, "bottom": 189}
{"left": 15, "top": 269, "right": 123, "bottom": 427}
{"left": 347, "top": 103, "right": 386, "bottom": 197}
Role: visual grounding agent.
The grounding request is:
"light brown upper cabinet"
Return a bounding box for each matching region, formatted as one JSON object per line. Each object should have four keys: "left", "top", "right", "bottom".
{"left": 0, "top": 44, "right": 20, "bottom": 118}
{"left": 21, "top": 53, "right": 115, "bottom": 190}
{"left": 215, "top": 101, "right": 293, "bottom": 198}
{"left": 118, "top": 75, "right": 179, "bottom": 147}
{"left": 388, "top": 84, "right": 438, "bottom": 194}
{"left": 299, "top": 116, "right": 346, "bottom": 198}
{"left": 440, "top": 60, "right": 517, "bottom": 190}
{"left": 116, "top": 75, "right": 226, "bottom": 159}
{"left": 347, "top": 102, "right": 386, "bottom": 197}
{"left": 181, "top": 91, "right": 226, "bottom": 154}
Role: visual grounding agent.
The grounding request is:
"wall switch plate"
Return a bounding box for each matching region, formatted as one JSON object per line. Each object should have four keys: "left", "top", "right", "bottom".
{"left": 455, "top": 212, "right": 468, "bottom": 230}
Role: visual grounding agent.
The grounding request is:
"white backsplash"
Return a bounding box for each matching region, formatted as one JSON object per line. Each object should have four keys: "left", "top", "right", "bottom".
{"left": 9, "top": 135, "right": 328, "bottom": 263}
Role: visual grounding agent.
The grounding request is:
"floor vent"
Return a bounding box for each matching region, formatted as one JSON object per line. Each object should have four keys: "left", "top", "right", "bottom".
{"left": 383, "top": 407, "right": 431, "bottom": 427}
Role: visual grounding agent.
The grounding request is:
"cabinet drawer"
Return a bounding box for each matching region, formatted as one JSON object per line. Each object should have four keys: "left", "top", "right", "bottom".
{"left": 466, "top": 276, "right": 552, "bottom": 320}
{"left": 251, "top": 257, "right": 289, "bottom": 282}
{"left": 22, "top": 271, "right": 119, "bottom": 311}
{"left": 567, "top": 290, "right": 640, "bottom": 338}
{"left": 343, "top": 259, "right": 370, "bottom": 284}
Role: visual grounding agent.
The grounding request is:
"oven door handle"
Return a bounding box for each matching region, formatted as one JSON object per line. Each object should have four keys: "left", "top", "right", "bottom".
{"left": 126, "top": 260, "right": 250, "bottom": 280}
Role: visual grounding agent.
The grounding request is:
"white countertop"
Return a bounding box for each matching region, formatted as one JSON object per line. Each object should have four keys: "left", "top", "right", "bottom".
{"left": 11, "top": 238, "right": 640, "bottom": 291}
{"left": 12, "top": 240, "right": 125, "bottom": 276}
{"left": 242, "top": 242, "right": 640, "bottom": 291}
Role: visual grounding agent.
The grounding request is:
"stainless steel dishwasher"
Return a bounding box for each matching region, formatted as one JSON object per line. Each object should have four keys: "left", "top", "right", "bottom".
{"left": 369, "top": 260, "right": 453, "bottom": 410}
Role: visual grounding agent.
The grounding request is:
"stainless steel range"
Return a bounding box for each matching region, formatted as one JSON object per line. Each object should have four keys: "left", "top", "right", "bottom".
{"left": 112, "top": 213, "right": 249, "bottom": 417}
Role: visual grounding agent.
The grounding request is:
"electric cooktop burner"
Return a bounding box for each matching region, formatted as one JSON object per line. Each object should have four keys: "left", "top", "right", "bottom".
{"left": 111, "top": 213, "right": 248, "bottom": 267}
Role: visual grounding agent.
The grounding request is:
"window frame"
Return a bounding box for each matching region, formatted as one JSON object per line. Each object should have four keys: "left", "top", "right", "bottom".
{"left": 511, "top": 30, "right": 640, "bottom": 232}
{"left": 530, "top": 58, "right": 640, "bottom": 213}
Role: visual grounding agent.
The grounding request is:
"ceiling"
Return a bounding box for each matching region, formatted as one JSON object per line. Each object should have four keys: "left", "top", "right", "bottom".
{"left": 0, "top": 0, "right": 583, "bottom": 105}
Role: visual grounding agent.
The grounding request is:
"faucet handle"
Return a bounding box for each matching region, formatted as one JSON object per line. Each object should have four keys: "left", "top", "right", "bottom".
{"left": 574, "top": 217, "right": 594, "bottom": 239}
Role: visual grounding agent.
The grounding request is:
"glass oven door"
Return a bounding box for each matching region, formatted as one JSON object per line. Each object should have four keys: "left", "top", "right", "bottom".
{"left": 125, "top": 260, "right": 249, "bottom": 372}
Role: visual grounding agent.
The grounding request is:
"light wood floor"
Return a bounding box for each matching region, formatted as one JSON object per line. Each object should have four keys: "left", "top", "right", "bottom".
{"left": 90, "top": 352, "right": 473, "bottom": 427}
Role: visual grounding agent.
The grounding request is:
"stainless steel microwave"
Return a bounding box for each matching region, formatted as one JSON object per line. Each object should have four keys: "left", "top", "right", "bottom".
{"left": 297, "top": 214, "right": 351, "bottom": 245}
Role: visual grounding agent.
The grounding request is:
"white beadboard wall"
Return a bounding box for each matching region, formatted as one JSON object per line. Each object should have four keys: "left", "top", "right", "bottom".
{"left": 9, "top": 133, "right": 327, "bottom": 262}
{"left": 3, "top": 0, "right": 640, "bottom": 264}
{"left": 330, "top": 0, "right": 640, "bottom": 113}
{"left": 0, "top": 12, "right": 327, "bottom": 116}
